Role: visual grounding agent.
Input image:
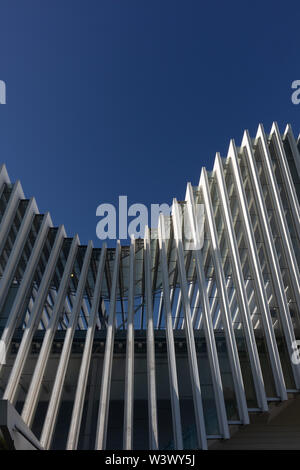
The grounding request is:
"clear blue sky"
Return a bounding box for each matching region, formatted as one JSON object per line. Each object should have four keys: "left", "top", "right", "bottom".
{"left": 0, "top": 0, "right": 300, "bottom": 246}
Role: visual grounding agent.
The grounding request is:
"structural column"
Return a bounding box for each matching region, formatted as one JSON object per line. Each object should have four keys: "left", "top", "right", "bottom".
{"left": 158, "top": 215, "right": 183, "bottom": 449}
{"left": 241, "top": 130, "right": 300, "bottom": 389}
{"left": 123, "top": 236, "right": 136, "bottom": 450}
{"left": 66, "top": 244, "right": 107, "bottom": 450}
{"left": 3, "top": 225, "right": 66, "bottom": 403}
{"left": 40, "top": 241, "right": 93, "bottom": 449}
{"left": 172, "top": 199, "right": 207, "bottom": 449}
{"left": 95, "top": 241, "right": 121, "bottom": 450}
{"left": 199, "top": 170, "right": 249, "bottom": 424}
{"left": 144, "top": 227, "right": 159, "bottom": 450}
{"left": 228, "top": 139, "right": 287, "bottom": 400}
{"left": 21, "top": 235, "right": 79, "bottom": 427}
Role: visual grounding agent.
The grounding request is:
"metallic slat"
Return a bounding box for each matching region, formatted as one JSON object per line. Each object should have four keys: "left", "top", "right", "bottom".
{"left": 21, "top": 235, "right": 79, "bottom": 427}
{"left": 0, "top": 198, "right": 38, "bottom": 313}
{"left": 0, "top": 164, "right": 10, "bottom": 190}
{"left": 283, "top": 124, "right": 300, "bottom": 185}
{"left": 213, "top": 154, "right": 268, "bottom": 411}
{"left": 123, "top": 236, "right": 136, "bottom": 450}
{"left": 185, "top": 182, "right": 230, "bottom": 437}
{"left": 66, "top": 244, "right": 107, "bottom": 450}
{"left": 158, "top": 215, "right": 183, "bottom": 449}
{"left": 144, "top": 227, "right": 159, "bottom": 450}
{"left": 241, "top": 130, "right": 300, "bottom": 388}
{"left": 0, "top": 181, "right": 24, "bottom": 256}
{"left": 40, "top": 241, "right": 93, "bottom": 449}
{"left": 228, "top": 139, "right": 287, "bottom": 400}
{"left": 0, "top": 212, "right": 52, "bottom": 375}
{"left": 271, "top": 123, "right": 300, "bottom": 241}
{"left": 3, "top": 225, "right": 66, "bottom": 403}
{"left": 256, "top": 125, "right": 300, "bottom": 313}
{"left": 199, "top": 170, "right": 249, "bottom": 424}
{"left": 172, "top": 199, "right": 207, "bottom": 450}
{"left": 95, "top": 241, "right": 121, "bottom": 450}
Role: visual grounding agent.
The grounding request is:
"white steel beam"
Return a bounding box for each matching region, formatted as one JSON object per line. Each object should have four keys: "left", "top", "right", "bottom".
{"left": 3, "top": 225, "right": 66, "bottom": 403}
{"left": 0, "top": 212, "right": 52, "bottom": 375}
{"left": 228, "top": 139, "right": 287, "bottom": 400}
{"left": 144, "top": 226, "right": 159, "bottom": 450}
{"left": 158, "top": 215, "right": 183, "bottom": 449}
{"left": 40, "top": 241, "right": 93, "bottom": 449}
{"left": 185, "top": 183, "right": 230, "bottom": 437}
{"left": 172, "top": 199, "right": 207, "bottom": 449}
{"left": 123, "top": 236, "right": 136, "bottom": 450}
{"left": 271, "top": 123, "right": 300, "bottom": 241}
{"left": 199, "top": 170, "right": 249, "bottom": 424}
{"left": 283, "top": 124, "right": 300, "bottom": 180}
{"left": 21, "top": 235, "right": 79, "bottom": 427}
{"left": 256, "top": 125, "right": 300, "bottom": 314}
{"left": 95, "top": 241, "right": 121, "bottom": 450}
{"left": 0, "top": 164, "right": 10, "bottom": 190}
{"left": 0, "top": 198, "right": 38, "bottom": 314}
{"left": 0, "top": 181, "right": 24, "bottom": 256}
{"left": 241, "top": 130, "right": 300, "bottom": 389}
{"left": 66, "top": 244, "right": 107, "bottom": 450}
{"left": 213, "top": 153, "right": 268, "bottom": 411}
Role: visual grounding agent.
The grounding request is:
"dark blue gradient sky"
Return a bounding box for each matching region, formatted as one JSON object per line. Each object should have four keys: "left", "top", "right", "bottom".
{"left": 0, "top": 0, "right": 300, "bottom": 245}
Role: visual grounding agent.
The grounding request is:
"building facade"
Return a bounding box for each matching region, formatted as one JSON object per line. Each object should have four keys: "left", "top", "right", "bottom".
{"left": 0, "top": 122, "right": 299, "bottom": 450}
